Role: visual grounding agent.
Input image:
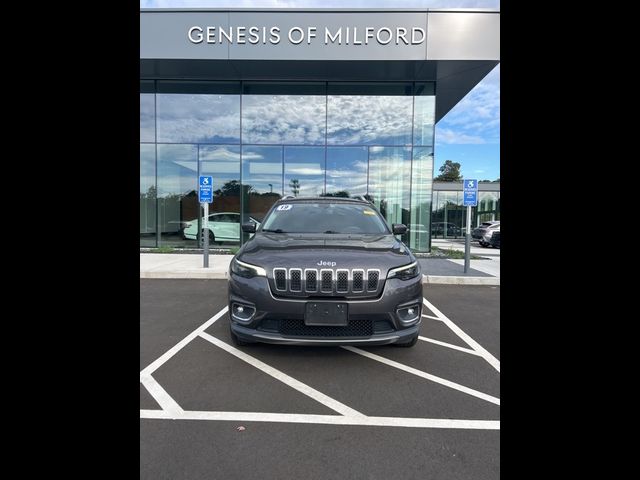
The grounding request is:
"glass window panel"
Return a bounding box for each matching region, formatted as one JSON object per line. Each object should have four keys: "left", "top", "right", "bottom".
{"left": 157, "top": 144, "right": 198, "bottom": 247}
{"left": 140, "top": 94, "right": 155, "bottom": 143}
{"left": 198, "top": 146, "right": 241, "bottom": 246}
{"left": 241, "top": 146, "right": 283, "bottom": 238}
{"left": 156, "top": 94, "right": 240, "bottom": 144}
{"left": 327, "top": 95, "right": 413, "bottom": 145}
{"left": 452, "top": 191, "right": 463, "bottom": 236}
{"left": 441, "top": 191, "right": 463, "bottom": 239}
{"left": 140, "top": 144, "right": 156, "bottom": 247}
{"left": 284, "top": 146, "right": 325, "bottom": 197}
{"left": 367, "top": 146, "right": 412, "bottom": 243}
{"left": 479, "top": 191, "right": 499, "bottom": 212}
{"left": 432, "top": 190, "right": 444, "bottom": 228}
{"left": 413, "top": 95, "right": 435, "bottom": 146}
{"left": 242, "top": 94, "right": 326, "bottom": 145}
{"left": 410, "top": 147, "right": 433, "bottom": 251}
{"left": 477, "top": 191, "right": 500, "bottom": 224}
{"left": 325, "top": 147, "right": 368, "bottom": 197}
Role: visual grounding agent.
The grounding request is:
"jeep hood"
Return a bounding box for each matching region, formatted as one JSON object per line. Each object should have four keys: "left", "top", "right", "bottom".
{"left": 238, "top": 232, "right": 415, "bottom": 273}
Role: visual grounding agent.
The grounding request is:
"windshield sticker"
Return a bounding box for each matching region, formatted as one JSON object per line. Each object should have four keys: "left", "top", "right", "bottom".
{"left": 277, "top": 204, "right": 293, "bottom": 211}
{"left": 363, "top": 209, "right": 375, "bottom": 215}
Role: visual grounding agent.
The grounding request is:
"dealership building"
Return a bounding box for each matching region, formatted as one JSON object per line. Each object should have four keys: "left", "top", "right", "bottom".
{"left": 140, "top": 8, "right": 500, "bottom": 251}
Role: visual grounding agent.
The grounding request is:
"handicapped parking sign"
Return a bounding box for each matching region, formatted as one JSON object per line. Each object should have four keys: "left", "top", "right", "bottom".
{"left": 463, "top": 179, "right": 478, "bottom": 207}
{"left": 199, "top": 175, "right": 213, "bottom": 203}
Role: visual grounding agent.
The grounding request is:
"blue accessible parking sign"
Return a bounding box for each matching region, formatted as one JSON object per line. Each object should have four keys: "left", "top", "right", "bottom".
{"left": 463, "top": 179, "right": 478, "bottom": 207}
{"left": 199, "top": 175, "right": 213, "bottom": 203}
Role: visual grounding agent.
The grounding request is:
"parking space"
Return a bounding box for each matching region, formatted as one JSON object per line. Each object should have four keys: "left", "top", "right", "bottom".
{"left": 140, "top": 279, "right": 500, "bottom": 479}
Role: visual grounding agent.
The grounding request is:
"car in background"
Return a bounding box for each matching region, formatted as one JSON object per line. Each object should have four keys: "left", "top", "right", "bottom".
{"left": 472, "top": 221, "right": 500, "bottom": 247}
{"left": 431, "top": 222, "right": 462, "bottom": 237}
{"left": 183, "top": 212, "right": 260, "bottom": 244}
{"left": 489, "top": 230, "right": 500, "bottom": 248}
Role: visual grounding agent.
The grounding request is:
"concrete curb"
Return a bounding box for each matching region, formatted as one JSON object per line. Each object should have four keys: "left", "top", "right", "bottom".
{"left": 140, "top": 271, "right": 228, "bottom": 279}
{"left": 422, "top": 275, "right": 500, "bottom": 285}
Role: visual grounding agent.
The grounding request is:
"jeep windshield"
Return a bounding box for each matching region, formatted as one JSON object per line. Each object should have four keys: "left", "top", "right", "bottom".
{"left": 260, "top": 202, "right": 390, "bottom": 234}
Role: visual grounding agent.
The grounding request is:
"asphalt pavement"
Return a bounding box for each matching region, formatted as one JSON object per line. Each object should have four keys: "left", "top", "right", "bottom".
{"left": 140, "top": 279, "right": 500, "bottom": 480}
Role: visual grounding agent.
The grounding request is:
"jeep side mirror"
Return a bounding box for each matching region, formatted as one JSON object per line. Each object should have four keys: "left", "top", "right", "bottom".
{"left": 392, "top": 224, "right": 408, "bottom": 235}
{"left": 242, "top": 222, "right": 256, "bottom": 233}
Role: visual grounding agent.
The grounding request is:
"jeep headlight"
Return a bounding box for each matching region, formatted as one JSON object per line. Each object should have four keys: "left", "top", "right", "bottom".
{"left": 387, "top": 261, "right": 420, "bottom": 281}
{"left": 230, "top": 258, "right": 266, "bottom": 278}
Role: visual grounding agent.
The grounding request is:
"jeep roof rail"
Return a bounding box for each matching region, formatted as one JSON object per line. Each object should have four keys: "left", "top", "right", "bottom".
{"left": 276, "top": 195, "right": 371, "bottom": 203}
{"left": 351, "top": 195, "right": 372, "bottom": 203}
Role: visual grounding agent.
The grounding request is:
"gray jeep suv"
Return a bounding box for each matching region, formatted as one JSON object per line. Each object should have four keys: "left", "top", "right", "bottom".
{"left": 227, "top": 197, "right": 422, "bottom": 347}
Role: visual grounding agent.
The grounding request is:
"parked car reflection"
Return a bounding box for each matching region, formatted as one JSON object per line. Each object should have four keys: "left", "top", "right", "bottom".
{"left": 182, "top": 212, "right": 260, "bottom": 244}
{"left": 431, "top": 222, "right": 462, "bottom": 237}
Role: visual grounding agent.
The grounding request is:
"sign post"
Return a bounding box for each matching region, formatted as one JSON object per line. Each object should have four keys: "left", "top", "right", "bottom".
{"left": 198, "top": 175, "right": 213, "bottom": 268}
{"left": 462, "top": 179, "right": 478, "bottom": 274}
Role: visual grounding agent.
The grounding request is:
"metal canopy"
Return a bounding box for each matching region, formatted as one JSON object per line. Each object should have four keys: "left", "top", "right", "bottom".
{"left": 140, "top": 9, "right": 499, "bottom": 122}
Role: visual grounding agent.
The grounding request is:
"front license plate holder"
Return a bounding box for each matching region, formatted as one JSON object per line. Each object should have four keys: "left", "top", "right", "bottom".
{"left": 304, "top": 302, "right": 348, "bottom": 326}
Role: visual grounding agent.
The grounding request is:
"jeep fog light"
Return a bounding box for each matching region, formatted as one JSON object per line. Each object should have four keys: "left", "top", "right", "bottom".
{"left": 232, "top": 303, "right": 255, "bottom": 323}
{"left": 396, "top": 303, "right": 421, "bottom": 324}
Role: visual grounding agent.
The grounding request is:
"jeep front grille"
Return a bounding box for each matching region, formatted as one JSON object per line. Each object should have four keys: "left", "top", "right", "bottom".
{"left": 274, "top": 268, "right": 286, "bottom": 291}
{"left": 280, "top": 318, "right": 373, "bottom": 337}
{"left": 321, "top": 270, "right": 333, "bottom": 292}
{"left": 305, "top": 269, "right": 317, "bottom": 292}
{"left": 352, "top": 269, "right": 364, "bottom": 292}
{"left": 289, "top": 269, "right": 302, "bottom": 292}
{"left": 336, "top": 269, "right": 349, "bottom": 292}
{"left": 367, "top": 271, "right": 379, "bottom": 291}
{"left": 271, "top": 268, "right": 382, "bottom": 296}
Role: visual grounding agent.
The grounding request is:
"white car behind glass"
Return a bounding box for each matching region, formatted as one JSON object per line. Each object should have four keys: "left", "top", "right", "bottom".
{"left": 183, "top": 212, "right": 260, "bottom": 244}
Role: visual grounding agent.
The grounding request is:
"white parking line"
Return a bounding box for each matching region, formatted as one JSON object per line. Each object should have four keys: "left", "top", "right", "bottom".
{"left": 140, "top": 375, "right": 183, "bottom": 416}
{"left": 343, "top": 346, "right": 500, "bottom": 406}
{"left": 420, "top": 298, "right": 442, "bottom": 318}
{"left": 199, "top": 331, "right": 365, "bottom": 418}
{"left": 422, "top": 298, "right": 500, "bottom": 373}
{"left": 140, "top": 306, "right": 229, "bottom": 378}
{"left": 418, "top": 336, "right": 482, "bottom": 356}
{"left": 140, "top": 409, "right": 499, "bottom": 430}
{"left": 140, "top": 298, "right": 500, "bottom": 429}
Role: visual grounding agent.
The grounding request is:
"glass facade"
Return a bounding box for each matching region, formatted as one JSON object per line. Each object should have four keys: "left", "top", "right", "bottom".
{"left": 431, "top": 184, "right": 501, "bottom": 238}
{"left": 140, "top": 81, "right": 435, "bottom": 251}
{"left": 481, "top": 192, "right": 500, "bottom": 226}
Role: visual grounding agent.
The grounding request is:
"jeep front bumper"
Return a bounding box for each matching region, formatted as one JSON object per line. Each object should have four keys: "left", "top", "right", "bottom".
{"left": 227, "top": 274, "right": 423, "bottom": 346}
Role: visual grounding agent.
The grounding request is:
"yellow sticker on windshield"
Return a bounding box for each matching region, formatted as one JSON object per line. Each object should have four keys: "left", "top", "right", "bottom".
{"left": 363, "top": 209, "right": 375, "bottom": 215}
